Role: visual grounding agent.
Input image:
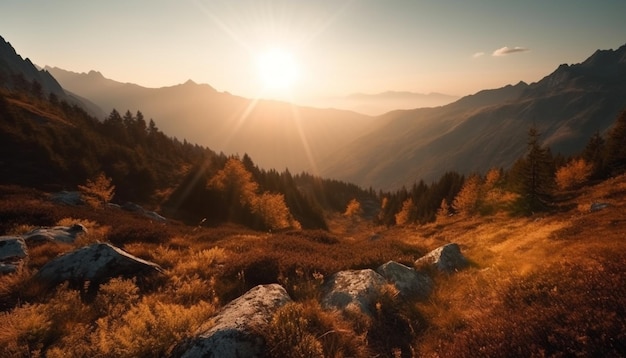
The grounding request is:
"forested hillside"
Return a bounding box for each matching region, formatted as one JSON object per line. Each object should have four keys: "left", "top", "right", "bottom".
{"left": 0, "top": 86, "right": 374, "bottom": 230}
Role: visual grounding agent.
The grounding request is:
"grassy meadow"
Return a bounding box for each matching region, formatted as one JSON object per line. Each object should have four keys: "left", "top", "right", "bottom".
{"left": 1, "top": 174, "right": 625, "bottom": 357}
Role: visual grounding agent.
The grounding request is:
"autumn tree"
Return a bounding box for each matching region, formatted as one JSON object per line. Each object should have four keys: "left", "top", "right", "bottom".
{"left": 452, "top": 174, "right": 481, "bottom": 216}
{"left": 208, "top": 158, "right": 258, "bottom": 207}
{"left": 208, "top": 157, "right": 299, "bottom": 230}
{"left": 395, "top": 198, "right": 416, "bottom": 226}
{"left": 435, "top": 198, "right": 451, "bottom": 223}
{"left": 555, "top": 158, "right": 593, "bottom": 190}
{"left": 343, "top": 198, "right": 363, "bottom": 217}
{"left": 252, "top": 192, "right": 301, "bottom": 230}
{"left": 78, "top": 172, "right": 115, "bottom": 208}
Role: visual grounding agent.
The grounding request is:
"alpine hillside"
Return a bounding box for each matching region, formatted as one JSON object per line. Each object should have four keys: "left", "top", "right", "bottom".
{"left": 321, "top": 44, "right": 626, "bottom": 189}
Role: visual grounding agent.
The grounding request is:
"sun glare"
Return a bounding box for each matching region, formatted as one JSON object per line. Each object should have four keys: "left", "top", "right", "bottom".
{"left": 256, "top": 48, "right": 300, "bottom": 91}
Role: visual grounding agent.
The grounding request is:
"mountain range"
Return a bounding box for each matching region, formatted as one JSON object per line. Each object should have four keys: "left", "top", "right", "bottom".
{"left": 46, "top": 67, "right": 375, "bottom": 175}
{"left": 310, "top": 91, "right": 459, "bottom": 115}
{"left": 321, "top": 44, "right": 626, "bottom": 188}
{"left": 5, "top": 36, "right": 625, "bottom": 190}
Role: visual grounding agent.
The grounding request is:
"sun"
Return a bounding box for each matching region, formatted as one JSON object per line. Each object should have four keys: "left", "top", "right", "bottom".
{"left": 256, "top": 48, "right": 300, "bottom": 91}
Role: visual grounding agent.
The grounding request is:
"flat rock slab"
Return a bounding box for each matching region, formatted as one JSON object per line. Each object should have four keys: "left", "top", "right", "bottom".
{"left": 24, "top": 224, "right": 87, "bottom": 244}
{"left": 376, "top": 260, "right": 433, "bottom": 299}
{"left": 34, "top": 243, "right": 162, "bottom": 287}
{"left": 179, "top": 284, "right": 291, "bottom": 358}
{"left": 321, "top": 269, "right": 387, "bottom": 316}
{"left": 415, "top": 243, "right": 469, "bottom": 273}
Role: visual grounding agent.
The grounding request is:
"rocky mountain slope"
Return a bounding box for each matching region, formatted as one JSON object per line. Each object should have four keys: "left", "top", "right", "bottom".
{"left": 321, "top": 44, "right": 626, "bottom": 189}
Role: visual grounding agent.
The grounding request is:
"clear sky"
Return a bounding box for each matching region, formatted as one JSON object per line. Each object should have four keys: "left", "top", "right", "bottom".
{"left": 1, "top": 0, "right": 625, "bottom": 104}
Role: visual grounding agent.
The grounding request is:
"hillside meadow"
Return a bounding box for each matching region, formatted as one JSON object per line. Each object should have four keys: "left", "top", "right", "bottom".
{"left": 0, "top": 173, "right": 625, "bottom": 357}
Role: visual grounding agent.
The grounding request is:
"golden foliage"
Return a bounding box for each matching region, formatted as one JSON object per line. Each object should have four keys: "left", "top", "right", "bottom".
{"left": 78, "top": 172, "right": 115, "bottom": 208}
{"left": 556, "top": 158, "right": 593, "bottom": 190}
{"left": 343, "top": 198, "right": 363, "bottom": 217}
{"left": 252, "top": 192, "right": 301, "bottom": 230}
{"left": 207, "top": 158, "right": 258, "bottom": 207}
{"left": 395, "top": 198, "right": 416, "bottom": 226}
{"left": 452, "top": 174, "right": 481, "bottom": 216}
{"left": 208, "top": 158, "right": 300, "bottom": 230}
{"left": 92, "top": 297, "right": 215, "bottom": 357}
{"left": 264, "top": 301, "right": 369, "bottom": 358}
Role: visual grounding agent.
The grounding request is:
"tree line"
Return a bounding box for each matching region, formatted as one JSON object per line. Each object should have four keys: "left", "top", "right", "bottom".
{"left": 374, "top": 109, "right": 626, "bottom": 226}
{"left": 0, "top": 83, "right": 373, "bottom": 230}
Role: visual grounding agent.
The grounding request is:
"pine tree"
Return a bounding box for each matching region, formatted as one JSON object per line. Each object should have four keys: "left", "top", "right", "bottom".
{"left": 605, "top": 110, "right": 626, "bottom": 175}
{"left": 582, "top": 131, "right": 606, "bottom": 179}
{"left": 513, "top": 126, "right": 555, "bottom": 213}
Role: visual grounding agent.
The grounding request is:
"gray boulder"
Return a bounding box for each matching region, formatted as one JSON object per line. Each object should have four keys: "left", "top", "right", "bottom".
{"left": 414, "top": 243, "right": 469, "bottom": 273}
{"left": 178, "top": 284, "right": 291, "bottom": 358}
{"left": 590, "top": 202, "right": 610, "bottom": 212}
{"left": 321, "top": 269, "right": 387, "bottom": 316}
{"left": 0, "top": 236, "right": 28, "bottom": 274}
{"left": 376, "top": 260, "right": 433, "bottom": 299}
{"left": 50, "top": 191, "right": 82, "bottom": 205}
{"left": 34, "top": 243, "right": 162, "bottom": 288}
{"left": 24, "top": 224, "right": 87, "bottom": 244}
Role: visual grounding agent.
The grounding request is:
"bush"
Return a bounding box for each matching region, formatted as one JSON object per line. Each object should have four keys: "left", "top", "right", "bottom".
{"left": 264, "top": 301, "right": 369, "bottom": 358}
{"left": 556, "top": 158, "right": 593, "bottom": 190}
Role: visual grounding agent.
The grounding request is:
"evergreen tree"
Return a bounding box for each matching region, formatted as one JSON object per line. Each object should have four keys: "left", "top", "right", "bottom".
{"left": 582, "top": 131, "right": 606, "bottom": 179}
{"left": 512, "top": 126, "right": 555, "bottom": 213}
{"left": 605, "top": 110, "right": 626, "bottom": 175}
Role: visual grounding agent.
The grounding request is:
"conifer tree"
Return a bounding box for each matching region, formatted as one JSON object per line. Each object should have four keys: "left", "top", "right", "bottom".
{"left": 582, "top": 131, "right": 606, "bottom": 179}
{"left": 605, "top": 110, "right": 626, "bottom": 175}
{"left": 512, "top": 126, "right": 555, "bottom": 213}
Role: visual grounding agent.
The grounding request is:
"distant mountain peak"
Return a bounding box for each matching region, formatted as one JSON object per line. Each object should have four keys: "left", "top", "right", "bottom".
{"left": 87, "top": 70, "right": 104, "bottom": 78}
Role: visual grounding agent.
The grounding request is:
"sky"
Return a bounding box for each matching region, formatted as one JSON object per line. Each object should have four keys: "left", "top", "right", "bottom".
{"left": 1, "top": 0, "right": 625, "bottom": 106}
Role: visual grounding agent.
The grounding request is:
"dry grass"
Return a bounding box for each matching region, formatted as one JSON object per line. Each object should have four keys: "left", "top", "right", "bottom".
{"left": 0, "top": 176, "right": 625, "bottom": 356}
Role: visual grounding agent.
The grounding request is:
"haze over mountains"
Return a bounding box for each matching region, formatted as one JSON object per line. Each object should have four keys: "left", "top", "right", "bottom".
{"left": 310, "top": 91, "right": 459, "bottom": 116}
{"left": 37, "top": 42, "right": 626, "bottom": 190}
{"left": 47, "top": 67, "right": 375, "bottom": 175}
{"left": 322, "top": 44, "right": 626, "bottom": 189}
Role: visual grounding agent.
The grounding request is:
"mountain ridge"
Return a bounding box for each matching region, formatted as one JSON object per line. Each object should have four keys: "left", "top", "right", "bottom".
{"left": 47, "top": 66, "right": 375, "bottom": 175}
{"left": 320, "top": 44, "right": 626, "bottom": 189}
{"left": 42, "top": 42, "right": 626, "bottom": 190}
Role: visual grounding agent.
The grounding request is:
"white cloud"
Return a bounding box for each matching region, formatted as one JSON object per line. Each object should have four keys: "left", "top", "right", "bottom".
{"left": 472, "top": 51, "right": 485, "bottom": 58}
{"left": 492, "top": 46, "right": 529, "bottom": 56}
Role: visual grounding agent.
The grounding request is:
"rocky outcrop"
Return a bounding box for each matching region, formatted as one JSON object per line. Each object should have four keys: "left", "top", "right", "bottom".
{"left": 34, "top": 243, "right": 162, "bottom": 288}
{"left": 50, "top": 191, "right": 83, "bottom": 205}
{"left": 0, "top": 236, "right": 28, "bottom": 274}
{"left": 415, "top": 243, "right": 469, "bottom": 273}
{"left": 23, "top": 224, "right": 87, "bottom": 244}
{"left": 177, "top": 284, "right": 291, "bottom": 358}
{"left": 122, "top": 202, "right": 167, "bottom": 222}
{"left": 376, "top": 260, "right": 433, "bottom": 299}
{"left": 321, "top": 269, "right": 387, "bottom": 316}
